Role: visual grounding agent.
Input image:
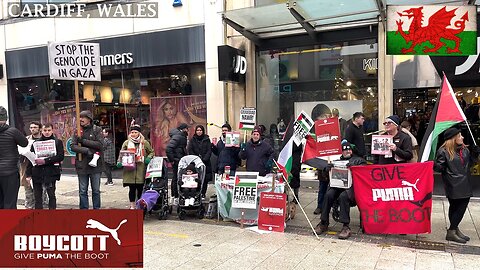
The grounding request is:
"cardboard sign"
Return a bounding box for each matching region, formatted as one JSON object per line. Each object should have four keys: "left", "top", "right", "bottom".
{"left": 329, "top": 160, "right": 352, "bottom": 189}
{"left": 371, "top": 135, "right": 393, "bottom": 155}
{"left": 232, "top": 172, "right": 258, "bottom": 209}
{"left": 48, "top": 42, "right": 101, "bottom": 81}
{"left": 258, "top": 192, "right": 286, "bottom": 232}
{"left": 225, "top": 132, "right": 240, "bottom": 147}
{"left": 293, "top": 111, "right": 314, "bottom": 146}
{"left": 314, "top": 117, "right": 342, "bottom": 157}
{"left": 145, "top": 157, "right": 164, "bottom": 179}
{"left": 33, "top": 140, "right": 57, "bottom": 159}
{"left": 119, "top": 150, "right": 136, "bottom": 170}
{"left": 239, "top": 107, "right": 256, "bottom": 130}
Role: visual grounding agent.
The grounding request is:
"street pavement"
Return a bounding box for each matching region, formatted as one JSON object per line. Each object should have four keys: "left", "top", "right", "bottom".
{"left": 16, "top": 175, "right": 480, "bottom": 269}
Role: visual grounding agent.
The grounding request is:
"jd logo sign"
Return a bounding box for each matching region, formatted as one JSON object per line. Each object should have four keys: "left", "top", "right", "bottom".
{"left": 233, "top": 55, "right": 247, "bottom": 74}
{"left": 218, "top": 45, "right": 246, "bottom": 83}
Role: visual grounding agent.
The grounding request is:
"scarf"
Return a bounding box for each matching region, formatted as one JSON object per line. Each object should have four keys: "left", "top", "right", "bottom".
{"left": 127, "top": 133, "right": 146, "bottom": 163}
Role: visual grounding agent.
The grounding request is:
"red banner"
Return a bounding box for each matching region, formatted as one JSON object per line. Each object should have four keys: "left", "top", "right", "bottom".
{"left": 0, "top": 210, "right": 143, "bottom": 268}
{"left": 350, "top": 162, "right": 434, "bottom": 234}
{"left": 315, "top": 117, "right": 342, "bottom": 157}
{"left": 258, "top": 192, "right": 286, "bottom": 232}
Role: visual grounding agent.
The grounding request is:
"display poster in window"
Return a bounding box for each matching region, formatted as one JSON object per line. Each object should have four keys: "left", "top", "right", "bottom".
{"left": 314, "top": 117, "right": 342, "bottom": 157}
{"left": 225, "top": 132, "right": 240, "bottom": 147}
{"left": 239, "top": 107, "right": 256, "bottom": 130}
{"left": 232, "top": 172, "right": 259, "bottom": 209}
{"left": 329, "top": 160, "right": 352, "bottom": 189}
{"left": 48, "top": 42, "right": 101, "bottom": 81}
{"left": 371, "top": 135, "right": 393, "bottom": 155}
{"left": 258, "top": 192, "right": 286, "bottom": 232}
{"left": 33, "top": 140, "right": 57, "bottom": 159}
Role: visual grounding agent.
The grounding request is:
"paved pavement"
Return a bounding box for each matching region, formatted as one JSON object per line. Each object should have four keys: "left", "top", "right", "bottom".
{"left": 16, "top": 175, "right": 480, "bottom": 269}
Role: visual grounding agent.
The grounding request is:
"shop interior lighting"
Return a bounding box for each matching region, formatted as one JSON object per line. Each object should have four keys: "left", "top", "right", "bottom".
{"left": 346, "top": 81, "right": 352, "bottom": 87}
{"left": 467, "top": 89, "right": 473, "bottom": 93}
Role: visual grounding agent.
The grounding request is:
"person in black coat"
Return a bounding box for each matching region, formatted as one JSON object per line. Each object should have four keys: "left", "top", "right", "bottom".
{"left": 212, "top": 123, "right": 240, "bottom": 175}
{"left": 26, "top": 123, "right": 64, "bottom": 209}
{"left": 166, "top": 123, "right": 188, "bottom": 202}
{"left": 240, "top": 126, "right": 274, "bottom": 176}
{"left": 434, "top": 127, "right": 480, "bottom": 244}
{"left": 187, "top": 124, "right": 212, "bottom": 197}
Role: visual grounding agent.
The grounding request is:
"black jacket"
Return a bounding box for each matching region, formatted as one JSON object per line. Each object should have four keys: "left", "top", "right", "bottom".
{"left": 166, "top": 128, "right": 187, "bottom": 163}
{"left": 434, "top": 146, "right": 475, "bottom": 199}
{"left": 212, "top": 137, "right": 240, "bottom": 173}
{"left": 26, "top": 135, "right": 64, "bottom": 184}
{"left": 344, "top": 122, "right": 366, "bottom": 157}
{"left": 240, "top": 139, "right": 274, "bottom": 176}
{"left": 0, "top": 124, "right": 29, "bottom": 176}
{"left": 188, "top": 134, "right": 212, "bottom": 180}
{"left": 374, "top": 130, "right": 413, "bottom": 164}
{"left": 70, "top": 124, "right": 104, "bottom": 175}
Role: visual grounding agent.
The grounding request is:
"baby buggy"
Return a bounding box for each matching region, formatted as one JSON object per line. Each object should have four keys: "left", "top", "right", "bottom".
{"left": 137, "top": 157, "right": 171, "bottom": 220}
{"left": 177, "top": 155, "right": 206, "bottom": 220}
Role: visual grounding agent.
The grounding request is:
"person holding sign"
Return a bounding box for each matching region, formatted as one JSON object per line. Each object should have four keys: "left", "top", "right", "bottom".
{"left": 373, "top": 115, "right": 413, "bottom": 164}
{"left": 117, "top": 124, "right": 154, "bottom": 209}
{"left": 70, "top": 110, "right": 105, "bottom": 209}
{"left": 315, "top": 142, "right": 366, "bottom": 239}
{"left": 187, "top": 125, "right": 212, "bottom": 198}
{"left": 0, "top": 106, "right": 29, "bottom": 209}
{"left": 25, "top": 123, "right": 64, "bottom": 209}
{"left": 240, "top": 126, "right": 274, "bottom": 176}
{"left": 435, "top": 128, "right": 480, "bottom": 243}
{"left": 212, "top": 123, "right": 240, "bottom": 176}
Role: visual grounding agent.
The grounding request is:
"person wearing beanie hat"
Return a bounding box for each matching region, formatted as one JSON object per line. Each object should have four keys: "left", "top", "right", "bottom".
{"left": 70, "top": 109, "right": 105, "bottom": 209}
{"left": 435, "top": 126, "right": 480, "bottom": 243}
{"left": 212, "top": 123, "right": 240, "bottom": 176}
{"left": 240, "top": 125, "right": 274, "bottom": 176}
{"left": 0, "top": 105, "right": 29, "bottom": 209}
{"left": 118, "top": 122, "right": 154, "bottom": 209}
{"left": 166, "top": 121, "right": 189, "bottom": 205}
{"left": 374, "top": 115, "right": 413, "bottom": 165}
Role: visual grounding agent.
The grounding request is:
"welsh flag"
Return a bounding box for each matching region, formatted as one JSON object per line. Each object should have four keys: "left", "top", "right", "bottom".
{"left": 419, "top": 74, "right": 468, "bottom": 162}
{"left": 387, "top": 6, "right": 477, "bottom": 55}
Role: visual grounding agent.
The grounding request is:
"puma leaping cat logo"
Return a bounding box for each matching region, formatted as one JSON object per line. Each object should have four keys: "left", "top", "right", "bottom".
{"left": 86, "top": 219, "right": 127, "bottom": 245}
{"left": 401, "top": 178, "right": 420, "bottom": 192}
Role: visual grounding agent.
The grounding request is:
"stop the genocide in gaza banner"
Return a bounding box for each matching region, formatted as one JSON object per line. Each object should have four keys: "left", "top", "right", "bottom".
{"left": 351, "top": 162, "right": 434, "bottom": 234}
{"left": 0, "top": 210, "right": 143, "bottom": 268}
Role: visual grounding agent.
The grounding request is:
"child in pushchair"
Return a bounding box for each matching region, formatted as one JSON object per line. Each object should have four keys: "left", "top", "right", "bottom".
{"left": 177, "top": 155, "right": 206, "bottom": 220}
{"left": 137, "top": 157, "right": 171, "bottom": 220}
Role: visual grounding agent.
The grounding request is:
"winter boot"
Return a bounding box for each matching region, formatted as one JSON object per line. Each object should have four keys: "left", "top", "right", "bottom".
{"left": 446, "top": 230, "right": 467, "bottom": 244}
{"left": 455, "top": 228, "right": 470, "bottom": 241}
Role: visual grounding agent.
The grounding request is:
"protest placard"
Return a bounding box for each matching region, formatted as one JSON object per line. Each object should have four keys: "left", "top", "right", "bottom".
{"left": 371, "top": 135, "right": 393, "bottom": 155}
{"left": 315, "top": 117, "right": 342, "bottom": 157}
{"left": 33, "top": 140, "right": 57, "bottom": 159}
{"left": 258, "top": 192, "right": 286, "bottom": 232}
{"left": 293, "top": 111, "right": 314, "bottom": 146}
{"left": 232, "top": 172, "right": 259, "bottom": 209}
{"left": 48, "top": 42, "right": 101, "bottom": 82}
{"left": 119, "top": 150, "right": 136, "bottom": 170}
{"left": 225, "top": 132, "right": 241, "bottom": 147}
{"left": 239, "top": 107, "right": 256, "bottom": 130}
{"left": 145, "top": 157, "right": 164, "bottom": 179}
{"left": 181, "top": 174, "right": 199, "bottom": 188}
{"left": 329, "top": 160, "right": 352, "bottom": 189}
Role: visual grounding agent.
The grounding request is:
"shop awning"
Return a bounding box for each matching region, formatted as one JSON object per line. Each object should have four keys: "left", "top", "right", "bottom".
{"left": 223, "top": 0, "right": 475, "bottom": 44}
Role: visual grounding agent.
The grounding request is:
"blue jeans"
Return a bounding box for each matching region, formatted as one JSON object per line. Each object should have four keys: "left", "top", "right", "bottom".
{"left": 78, "top": 173, "right": 101, "bottom": 209}
{"left": 317, "top": 181, "right": 328, "bottom": 209}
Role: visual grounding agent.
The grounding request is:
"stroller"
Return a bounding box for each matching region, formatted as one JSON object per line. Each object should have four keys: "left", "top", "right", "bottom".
{"left": 177, "top": 155, "right": 206, "bottom": 220}
{"left": 137, "top": 157, "right": 171, "bottom": 220}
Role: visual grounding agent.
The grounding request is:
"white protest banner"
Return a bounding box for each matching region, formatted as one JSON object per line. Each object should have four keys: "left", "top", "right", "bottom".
{"left": 33, "top": 140, "right": 57, "bottom": 159}
{"left": 239, "top": 107, "right": 256, "bottom": 130}
{"left": 232, "top": 172, "right": 259, "bottom": 209}
{"left": 329, "top": 160, "right": 352, "bottom": 189}
{"left": 48, "top": 42, "right": 101, "bottom": 81}
{"left": 293, "top": 110, "right": 314, "bottom": 146}
{"left": 145, "top": 157, "right": 164, "bottom": 179}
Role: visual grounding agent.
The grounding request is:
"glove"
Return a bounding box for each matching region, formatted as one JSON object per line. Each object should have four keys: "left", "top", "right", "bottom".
{"left": 116, "top": 162, "right": 123, "bottom": 168}
{"left": 265, "top": 159, "right": 273, "bottom": 171}
{"left": 145, "top": 157, "right": 151, "bottom": 165}
{"left": 35, "top": 158, "right": 46, "bottom": 165}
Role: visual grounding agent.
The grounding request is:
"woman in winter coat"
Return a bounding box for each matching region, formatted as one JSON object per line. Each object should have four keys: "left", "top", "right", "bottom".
{"left": 117, "top": 125, "right": 154, "bottom": 209}
{"left": 240, "top": 126, "right": 274, "bottom": 176}
{"left": 187, "top": 124, "right": 212, "bottom": 197}
{"left": 434, "top": 127, "right": 479, "bottom": 244}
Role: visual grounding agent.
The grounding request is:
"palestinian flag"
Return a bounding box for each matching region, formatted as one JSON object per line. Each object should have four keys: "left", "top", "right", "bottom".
{"left": 239, "top": 122, "right": 255, "bottom": 130}
{"left": 301, "top": 135, "right": 328, "bottom": 170}
{"left": 419, "top": 74, "right": 468, "bottom": 162}
{"left": 387, "top": 6, "right": 477, "bottom": 56}
{"left": 275, "top": 119, "right": 294, "bottom": 182}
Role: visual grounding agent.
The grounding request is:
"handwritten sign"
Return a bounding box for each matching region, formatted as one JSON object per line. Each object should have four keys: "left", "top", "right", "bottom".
{"left": 48, "top": 42, "right": 101, "bottom": 81}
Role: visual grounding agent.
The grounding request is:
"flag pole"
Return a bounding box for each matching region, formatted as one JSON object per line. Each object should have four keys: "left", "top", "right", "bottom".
{"left": 465, "top": 120, "right": 477, "bottom": 146}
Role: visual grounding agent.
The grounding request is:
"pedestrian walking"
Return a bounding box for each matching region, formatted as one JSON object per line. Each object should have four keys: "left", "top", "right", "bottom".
{"left": 26, "top": 123, "right": 64, "bottom": 209}
{"left": 187, "top": 124, "right": 212, "bottom": 198}
{"left": 102, "top": 128, "right": 115, "bottom": 185}
{"left": 240, "top": 126, "right": 274, "bottom": 176}
{"left": 117, "top": 124, "right": 154, "bottom": 209}
{"left": 434, "top": 127, "right": 479, "bottom": 244}
{"left": 0, "top": 106, "right": 29, "bottom": 209}
{"left": 166, "top": 123, "right": 188, "bottom": 205}
{"left": 70, "top": 110, "right": 104, "bottom": 209}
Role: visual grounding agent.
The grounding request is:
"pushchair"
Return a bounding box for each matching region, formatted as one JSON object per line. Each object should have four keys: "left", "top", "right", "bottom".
{"left": 137, "top": 157, "right": 171, "bottom": 220}
{"left": 177, "top": 155, "right": 206, "bottom": 220}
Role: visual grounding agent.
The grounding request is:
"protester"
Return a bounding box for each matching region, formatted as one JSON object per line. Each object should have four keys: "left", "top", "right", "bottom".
{"left": 70, "top": 110, "right": 104, "bottom": 209}
{"left": 166, "top": 123, "right": 189, "bottom": 205}
{"left": 19, "top": 121, "right": 43, "bottom": 209}
{"left": 187, "top": 124, "right": 212, "bottom": 198}
{"left": 26, "top": 123, "right": 64, "bottom": 209}
{"left": 102, "top": 128, "right": 116, "bottom": 185}
{"left": 315, "top": 142, "right": 366, "bottom": 239}
{"left": 400, "top": 120, "right": 419, "bottom": 162}
{"left": 117, "top": 124, "right": 154, "bottom": 209}
{"left": 344, "top": 112, "right": 366, "bottom": 157}
{"left": 434, "top": 128, "right": 479, "bottom": 244}
{"left": 211, "top": 123, "right": 240, "bottom": 175}
{"left": 240, "top": 126, "right": 274, "bottom": 176}
{"left": 374, "top": 115, "right": 413, "bottom": 164}
{"left": 0, "top": 106, "right": 29, "bottom": 209}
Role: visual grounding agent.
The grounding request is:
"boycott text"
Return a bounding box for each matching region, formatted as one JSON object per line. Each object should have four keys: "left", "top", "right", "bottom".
{"left": 14, "top": 235, "right": 109, "bottom": 252}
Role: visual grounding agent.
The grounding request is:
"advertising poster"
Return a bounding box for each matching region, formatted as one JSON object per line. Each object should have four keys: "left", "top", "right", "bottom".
{"left": 351, "top": 162, "right": 434, "bottom": 234}
{"left": 232, "top": 172, "right": 259, "bottom": 209}
{"left": 314, "top": 117, "right": 342, "bottom": 157}
{"left": 150, "top": 95, "right": 207, "bottom": 157}
{"left": 294, "top": 100, "right": 363, "bottom": 122}
{"left": 258, "top": 192, "right": 286, "bottom": 232}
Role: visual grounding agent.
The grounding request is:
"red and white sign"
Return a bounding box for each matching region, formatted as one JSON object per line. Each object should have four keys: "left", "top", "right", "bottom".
{"left": 258, "top": 192, "right": 286, "bottom": 232}
{"left": 351, "top": 162, "right": 434, "bottom": 234}
{"left": 315, "top": 117, "right": 342, "bottom": 157}
{"left": 0, "top": 210, "right": 143, "bottom": 268}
